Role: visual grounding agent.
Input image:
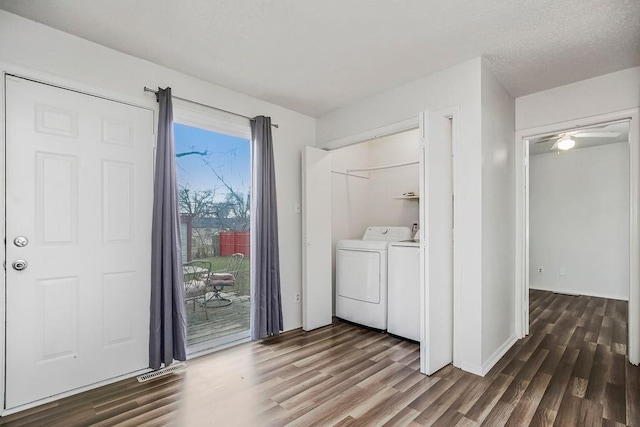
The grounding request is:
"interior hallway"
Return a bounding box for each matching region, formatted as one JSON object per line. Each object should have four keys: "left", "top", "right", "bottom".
{"left": 1, "top": 289, "right": 638, "bottom": 426}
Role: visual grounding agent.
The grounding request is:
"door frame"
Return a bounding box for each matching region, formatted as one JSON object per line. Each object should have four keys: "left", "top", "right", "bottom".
{"left": 418, "top": 107, "right": 461, "bottom": 370}
{"left": 514, "top": 108, "right": 640, "bottom": 364}
{"left": 0, "top": 62, "right": 158, "bottom": 414}
{"left": 420, "top": 107, "right": 464, "bottom": 375}
{"left": 438, "top": 107, "right": 462, "bottom": 369}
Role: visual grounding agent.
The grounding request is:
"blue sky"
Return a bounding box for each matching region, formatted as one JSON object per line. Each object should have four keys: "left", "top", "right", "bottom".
{"left": 174, "top": 123, "right": 250, "bottom": 201}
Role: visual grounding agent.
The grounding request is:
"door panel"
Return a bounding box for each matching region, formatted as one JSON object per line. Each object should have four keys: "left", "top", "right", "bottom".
{"left": 37, "top": 153, "right": 79, "bottom": 244}
{"left": 5, "top": 76, "right": 154, "bottom": 408}
{"left": 40, "top": 277, "right": 78, "bottom": 361}
{"left": 302, "top": 146, "right": 333, "bottom": 331}
{"left": 420, "top": 111, "right": 453, "bottom": 375}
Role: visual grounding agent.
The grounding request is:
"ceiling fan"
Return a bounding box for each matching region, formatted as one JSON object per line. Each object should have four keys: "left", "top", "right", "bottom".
{"left": 535, "top": 128, "right": 621, "bottom": 151}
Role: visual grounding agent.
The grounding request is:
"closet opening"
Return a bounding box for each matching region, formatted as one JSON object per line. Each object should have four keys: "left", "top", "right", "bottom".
{"left": 303, "top": 110, "right": 457, "bottom": 376}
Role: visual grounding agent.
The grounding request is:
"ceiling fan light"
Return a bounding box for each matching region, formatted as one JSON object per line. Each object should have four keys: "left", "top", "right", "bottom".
{"left": 557, "top": 137, "right": 575, "bottom": 150}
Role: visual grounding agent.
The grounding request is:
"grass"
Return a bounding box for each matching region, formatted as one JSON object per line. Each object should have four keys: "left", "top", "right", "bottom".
{"left": 194, "top": 255, "right": 251, "bottom": 296}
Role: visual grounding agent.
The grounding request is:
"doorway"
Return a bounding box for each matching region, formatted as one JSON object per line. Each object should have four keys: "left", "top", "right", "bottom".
{"left": 302, "top": 109, "right": 458, "bottom": 375}
{"left": 515, "top": 111, "right": 640, "bottom": 364}
{"left": 528, "top": 121, "right": 629, "bottom": 299}
{"left": 172, "top": 102, "right": 253, "bottom": 355}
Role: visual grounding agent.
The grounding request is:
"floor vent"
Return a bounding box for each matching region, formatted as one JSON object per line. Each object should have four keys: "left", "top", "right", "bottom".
{"left": 136, "top": 362, "right": 186, "bottom": 383}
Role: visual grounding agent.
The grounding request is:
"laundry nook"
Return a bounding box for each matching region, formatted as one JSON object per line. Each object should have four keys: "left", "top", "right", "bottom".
{"left": 302, "top": 123, "right": 454, "bottom": 375}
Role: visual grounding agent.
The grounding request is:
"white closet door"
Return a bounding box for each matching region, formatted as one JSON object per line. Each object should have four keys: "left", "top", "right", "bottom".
{"left": 5, "top": 76, "right": 154, "bottom": 408}
{"left": 419, "top": 111, "right": 453, "bottom": 375}
{"left": 302, "top": 146, "right": 333, "bottom": 330}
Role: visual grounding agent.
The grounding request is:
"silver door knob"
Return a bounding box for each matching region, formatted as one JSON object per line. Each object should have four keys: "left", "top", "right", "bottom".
{"left": 14, "top": 236, "right": 28, "bottom": 247}
{"left": 12, "top": 260, "right": 28, "bottom": 271}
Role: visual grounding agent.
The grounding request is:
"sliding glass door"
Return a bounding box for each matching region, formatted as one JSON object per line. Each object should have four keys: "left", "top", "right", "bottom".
{"left": 174, "top": 120, "right": 252, "bottom": 353}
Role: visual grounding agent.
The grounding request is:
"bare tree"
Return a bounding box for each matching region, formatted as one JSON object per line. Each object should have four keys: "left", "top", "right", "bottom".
{"left": 176, "top": 150, "right": 251, "bottom": 230}
{"left": 199, "top": 157, "right": 251, "bottom": 230}
{"left": 224, "top": 191, "right": 250, "bottom": 230}
{"left": 178, "top": 185, "right": 218, "bottom": 218}
{"left": 179, "top": 184, "right": 220, "bottom": 256}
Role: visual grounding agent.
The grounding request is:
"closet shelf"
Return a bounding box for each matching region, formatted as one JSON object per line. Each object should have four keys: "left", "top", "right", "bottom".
{"left": 346, "top": 160, "right": 418, "bottom": 173}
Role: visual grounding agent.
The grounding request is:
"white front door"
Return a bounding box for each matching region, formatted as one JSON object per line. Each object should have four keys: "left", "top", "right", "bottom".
{"left": 5, "top": 76, "right": 154, "bottom": 409}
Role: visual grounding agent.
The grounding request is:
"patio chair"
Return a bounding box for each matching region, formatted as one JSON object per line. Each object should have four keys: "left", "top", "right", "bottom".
{"left": 206, "top": 253, "right": 245, "bottom": 307}
{"left": 183, "top": 260, "right": 212, "bottom": 320}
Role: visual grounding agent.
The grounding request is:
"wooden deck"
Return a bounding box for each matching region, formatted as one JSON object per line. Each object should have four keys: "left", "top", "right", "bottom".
{"left": 186, "top": 292, "right": 250, "bottom": 347}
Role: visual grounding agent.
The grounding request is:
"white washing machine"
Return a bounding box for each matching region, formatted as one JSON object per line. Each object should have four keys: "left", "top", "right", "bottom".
{"left": 336, "top": 226, "right": 412, "bottom": 330}
{"left": 388, "top": 238, "right": 420, "bottom": 341}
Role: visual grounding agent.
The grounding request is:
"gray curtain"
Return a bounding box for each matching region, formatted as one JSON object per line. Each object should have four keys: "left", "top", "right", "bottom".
{"left": 149, "top": 87, "right": 187, "bottom": 369}
{"left": 251, "top": 116, "right": 283, "bottom": 339}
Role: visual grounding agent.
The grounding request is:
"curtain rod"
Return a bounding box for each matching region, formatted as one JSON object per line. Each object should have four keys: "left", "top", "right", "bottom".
{"left": 144, "top": 87, "right": 279, "bottom": 128}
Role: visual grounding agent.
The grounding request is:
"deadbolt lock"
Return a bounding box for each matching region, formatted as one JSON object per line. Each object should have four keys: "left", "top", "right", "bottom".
{"left": 12, "top": 260, "right": 28, "bottom": 271}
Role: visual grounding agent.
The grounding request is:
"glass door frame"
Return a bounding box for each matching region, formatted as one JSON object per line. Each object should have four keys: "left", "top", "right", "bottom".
{"left": 172, "top": 99, "right": 253, "bottom": 357}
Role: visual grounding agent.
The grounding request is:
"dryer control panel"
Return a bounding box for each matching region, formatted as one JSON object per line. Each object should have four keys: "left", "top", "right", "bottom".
{"left": 362, "top": 226, "right": 412, "bottom": 242}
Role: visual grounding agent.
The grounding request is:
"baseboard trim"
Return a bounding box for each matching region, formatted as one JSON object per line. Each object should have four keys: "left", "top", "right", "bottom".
{"left": 458, "top": 362, "right": 483, "bottom": 377}
{"left": 529, "top": 285, "right": 628, "bottom": 301}
{"left": 457, "top": 334, "right": 519, "bottom": 377}
{"left": 481, "top": 334, "right": 518, "bottom": 377}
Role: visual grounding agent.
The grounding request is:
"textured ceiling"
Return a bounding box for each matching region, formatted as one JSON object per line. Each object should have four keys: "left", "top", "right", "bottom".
{"left": 0, "top": 0, "right": 638, "bottom": 117}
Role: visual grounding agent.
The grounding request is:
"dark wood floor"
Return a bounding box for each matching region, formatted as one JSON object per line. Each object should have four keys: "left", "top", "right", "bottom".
{"left": 1, "top": 290, "right": 639, "bottom": 426}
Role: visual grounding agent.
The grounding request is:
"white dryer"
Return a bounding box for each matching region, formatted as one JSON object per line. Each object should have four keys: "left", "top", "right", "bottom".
{"left": 336, "top": 226, "right": 412, "bottom": 330}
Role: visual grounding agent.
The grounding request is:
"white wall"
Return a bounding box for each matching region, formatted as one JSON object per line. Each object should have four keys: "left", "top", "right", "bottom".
{"left": 0, "top": 10, "right": 316, "bottom": 332}
{"left": 331, "top": 143, "right": 371, "bottom": 245}
{"left": 317, "top": 58, "right": 485, "bottom": 372}
{"left": 516, "top": 67, "right": 640, "bottom": 131}
{"left": 367, "top": 130, "right": 420, "bottom": 228}
{"left": 530, "top": 142, "right": 630, "bottom": 300}
{"left": 480, "top": 61, "right": 516, "bottom": 366}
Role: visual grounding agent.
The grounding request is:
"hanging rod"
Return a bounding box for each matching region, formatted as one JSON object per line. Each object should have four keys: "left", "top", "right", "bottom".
{"left": 347, "top": 160, "right": 418, "bottom": 173}
{"left": 331, "top": 170, "right": 369, "bottom": 180}
{"left": 144, "top": 87, "right": 279, "bottom": 128}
